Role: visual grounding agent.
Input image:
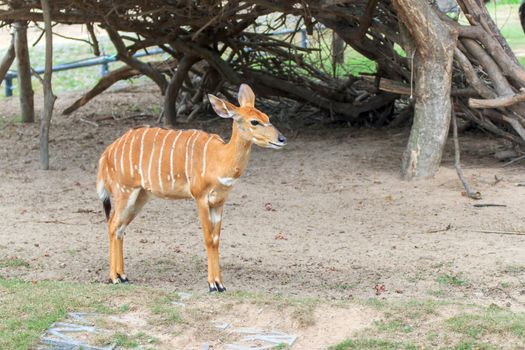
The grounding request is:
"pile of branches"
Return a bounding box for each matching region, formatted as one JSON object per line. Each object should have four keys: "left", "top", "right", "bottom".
{"left": 0, "top": 0, "right": 404, "bottom": 127}
{"left": 2, "top": 0, "right": 525, "bottom": 178}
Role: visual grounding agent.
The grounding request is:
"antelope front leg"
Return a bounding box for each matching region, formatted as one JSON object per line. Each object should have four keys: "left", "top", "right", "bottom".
{"left": 197, "top": 199, "right": 225, "bottom": 292}
{"left": 209, "top": 205, "right": 225, "bottom": 291}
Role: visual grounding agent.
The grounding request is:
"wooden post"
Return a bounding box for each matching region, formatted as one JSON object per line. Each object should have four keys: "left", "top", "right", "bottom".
{"left": 14, "top": 21, "right": 34, "bottom": 123}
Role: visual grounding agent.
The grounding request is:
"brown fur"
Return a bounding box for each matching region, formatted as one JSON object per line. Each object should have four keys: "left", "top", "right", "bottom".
{"left": 96, "top": 84, "right": 286, "bottom": 289}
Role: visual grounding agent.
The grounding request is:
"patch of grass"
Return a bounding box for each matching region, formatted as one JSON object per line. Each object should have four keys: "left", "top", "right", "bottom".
{"left": 452, "top": 341, "right": 499, "bottom": 350}
{"left": 374, "top": 319, "right": 413, "bottom": 334}
{"left": 118, "top": 303, "right": 131, "bottom": 313}
{"left": 150, "top": 295, "right": 182, "bottom": 324}
{"left": 0, "top": 278, "right": 136, "bottom": 350}
{"left": 427, "top": 289, "right": 447, "bottom": 298}
{"left": 446, "top": 305, "right": 525, "bottom": 340}
{"left": 503, "top": 264, "right": 525, "bottom": 275}
{"left": 365, "top": 298, "right": 387, "bottom": 310}
{"left": 97, "top": 331, "right": 158, "bottom": 349}
{"left": 0, "top": 257, "right": 30, "bottom": 268}
{"left": 335, "top": 282, "right": 358, "bottom": 290}
{"left": 437, "top": 273, "right": 467, "bottom": 287}
{"left": 273, "top": 343, "right": 289, "bottom": 350}
{"left": 112, "top": 332, "right": 140, "bottom": 348}
{"left": 329, "top": 338, "right": 416, "bottom": 350}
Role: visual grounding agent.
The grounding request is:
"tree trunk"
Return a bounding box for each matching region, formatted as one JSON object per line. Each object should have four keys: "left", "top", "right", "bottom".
{"left": 164, "top": 55, "right": 199, "bottom": 126}
{"left": 392, "top": 0, "right": 458, "bottom": 179}
{"left": 14, "top": 21, "right": 34, "bottom": 123}
{"left": 39, "top": 0, "right": 56, "bottom": 170}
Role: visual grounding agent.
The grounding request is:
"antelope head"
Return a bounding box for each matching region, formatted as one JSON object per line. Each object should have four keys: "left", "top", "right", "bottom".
{"left": 208, "top": 84, "right": 287, "bottom": 149}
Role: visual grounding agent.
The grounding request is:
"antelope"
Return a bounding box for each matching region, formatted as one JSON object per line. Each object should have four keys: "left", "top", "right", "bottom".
{"left": 96, "top": 84, "right": 287, "bottom": 292}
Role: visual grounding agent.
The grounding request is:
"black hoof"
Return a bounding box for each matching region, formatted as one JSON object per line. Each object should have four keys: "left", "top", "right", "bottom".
{"left": 215, "top": 281, "right": 226, "bottom": 293}
{"left": 117, "top": 275, "right": 130, "bottom": 284}
{"left": 209, "top": 284, "right": 218, "bottom": 293}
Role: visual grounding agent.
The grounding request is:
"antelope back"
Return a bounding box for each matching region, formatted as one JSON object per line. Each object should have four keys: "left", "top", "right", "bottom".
{"left": 99, "top": 127, "right": 223, "bottom": 199}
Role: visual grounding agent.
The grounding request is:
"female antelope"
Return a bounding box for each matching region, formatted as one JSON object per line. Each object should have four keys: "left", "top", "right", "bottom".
{"left": 96, "top": 84, "right": 286, "bottom": 292}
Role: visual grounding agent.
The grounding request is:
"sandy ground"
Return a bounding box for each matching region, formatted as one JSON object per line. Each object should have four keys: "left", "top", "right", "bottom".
{"left": 1, "top": 85, "right": 525, "bottom": 302}
{"left": 1, "top": 85, "right": 525, "bottom": 348}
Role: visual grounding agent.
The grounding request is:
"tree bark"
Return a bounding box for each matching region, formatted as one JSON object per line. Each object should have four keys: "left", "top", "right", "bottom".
{"left": 39, "top": 0, "right": 57, "bottom": 170}
{"left": 331, "top": 32, "right": 344, "bottom": 76}
{"left": 164, "top": 55, "right": 199, "bottom": 126}
{"left": 392, "top": 0, "right": 458, "bottom": 179}
{"left": 14, "top": 21, "right": 34, "bottom": 123}
{"left": 0, "top": 34, "right": 15, "bottom": 86}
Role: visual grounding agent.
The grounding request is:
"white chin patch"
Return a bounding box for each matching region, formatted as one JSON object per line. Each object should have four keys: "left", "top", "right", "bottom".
{"left": 267, "top": 143, "right": 283, "bottom": 149}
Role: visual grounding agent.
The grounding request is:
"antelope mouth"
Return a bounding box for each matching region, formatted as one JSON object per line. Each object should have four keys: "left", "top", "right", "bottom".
{"left": 268, "top": 141, "right": 285, "bottom": 149}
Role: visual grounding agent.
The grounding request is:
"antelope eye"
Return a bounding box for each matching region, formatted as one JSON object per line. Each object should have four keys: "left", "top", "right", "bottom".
{"left": 250, "top": 120, "right": 261, "bottom": 126}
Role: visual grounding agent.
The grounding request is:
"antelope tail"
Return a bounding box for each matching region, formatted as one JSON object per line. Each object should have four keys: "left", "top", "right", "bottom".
{"left": 96, "top": 153, "right": 112, "bottom": 221}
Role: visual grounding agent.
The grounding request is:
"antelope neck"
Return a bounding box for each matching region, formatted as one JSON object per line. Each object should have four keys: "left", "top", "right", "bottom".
{"left": 220, "top": 121, "right": 252, "bottom": 178}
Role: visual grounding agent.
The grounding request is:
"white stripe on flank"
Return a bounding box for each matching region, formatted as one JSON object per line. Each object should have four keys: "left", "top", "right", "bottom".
{"left": 157, "top": 130, "right": 172, "bottom": 193}
{"left": 185, "top": 130, "right": 197, "bottom": 193}
{"left": 128, "top": 130, "right": 139, "bottom": 177}
{"left": 201, "top": 135, "right": 214, "bottom": 177}
{"left": 113, "top": 135, "right": 125, "bottom": 172}
{"left": 120, "top": 131, "right": 130, "bottom": 175}
{"left": 147, "top": 128, "right": 161, "bottom": 190}
{"left": 169, "top": 130, "right": 183, "bottom": 190}
{"left": 139, "top": 128, "right": 150, "bottom": 188}
{"left": 189, "top": 131, "right": 201, "bottom": 185}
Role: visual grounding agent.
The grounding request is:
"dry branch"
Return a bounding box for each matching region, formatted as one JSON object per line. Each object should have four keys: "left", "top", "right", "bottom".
{"left": 469, "top": 91, "right": 525, "bottom": 109}
{"left": 452, "top": 110, "right": 481, "bottom": 199}
{"left": 0, "top": 33, "right": 15, "bottom": 86}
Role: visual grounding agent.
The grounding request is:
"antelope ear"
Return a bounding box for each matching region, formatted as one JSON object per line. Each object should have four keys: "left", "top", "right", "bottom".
{"left": 208, "top": 94, "right": 238, "bottom": 119}
{"left": 237, "top": 83, "right": 255, "bottom": 107}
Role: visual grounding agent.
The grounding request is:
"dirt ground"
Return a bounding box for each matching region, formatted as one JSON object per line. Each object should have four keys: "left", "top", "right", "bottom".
{"left": 1, "top": 85, "right": 525, "bottom": 348}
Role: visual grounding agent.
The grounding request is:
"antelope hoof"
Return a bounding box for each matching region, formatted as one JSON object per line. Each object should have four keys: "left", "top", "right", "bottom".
{"left": 216, "top": 282, "right": 226, "bottom": 292}
{"left": 118, "top": 274, "right": 130, "bottom": 284}
{"left": 109, "top": 275, "right": 129, "bottom": 285}
{"left": 110, "top": 277, "right": 120, "bottom": 284}
{"left": 209, "top": 281, "right": 226, "bottom": 293}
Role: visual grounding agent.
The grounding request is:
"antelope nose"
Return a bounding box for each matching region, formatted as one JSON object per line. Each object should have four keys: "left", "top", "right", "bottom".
{"left": 278, "top": 134, "right": 287, "bottom": 145}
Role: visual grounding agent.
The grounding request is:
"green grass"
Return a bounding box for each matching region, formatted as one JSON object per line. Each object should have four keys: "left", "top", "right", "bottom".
{"left": 329, "top": 339, "right": 416, "bottom": 350}
{"left": 331, "top": 298, "right": 525, "bottom": 349}
{"left": 503, "top": 264, "right": 525, "bottom": 274}
{"left": 494, "top": 0, "right": 521, "bottom": 5}
{"left": 96, "top": 330, "right": 158, "bottom": 349}
{"left": 150, "top": 295, "right": 182, "bottom": 324}
{"left": 111, "top": 332, "right": 140, "bottom": 348}
{"left": 0, "top": 278, "right": 137, "bottom": 350}
{"left": 0, "top": 257, "right": 30, "bottom": 268}
{"left": 436, "top": 273, "right": 467, "bottom": 287}
{"left": 446, "top": 305, "right": 525, "bottom": 340}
